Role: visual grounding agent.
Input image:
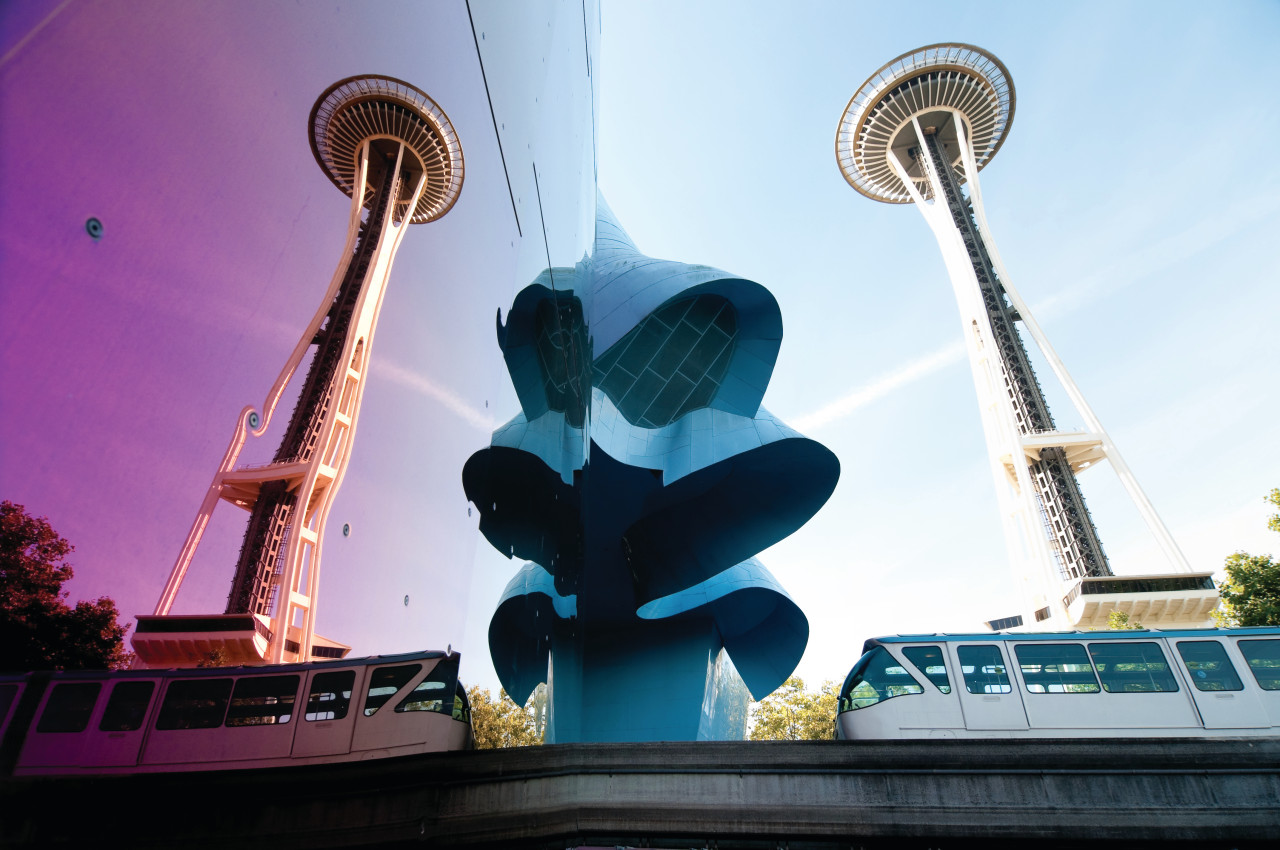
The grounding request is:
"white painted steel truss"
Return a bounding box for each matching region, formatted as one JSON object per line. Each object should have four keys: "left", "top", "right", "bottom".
{"left": 149, "top": 142, "right": 424, "bottom": 664}
{"left": 836, "top": 46, "right": 1203, "bottom": 629}
{"left": 143, "top": 77, "right": 463, "bottom": 666}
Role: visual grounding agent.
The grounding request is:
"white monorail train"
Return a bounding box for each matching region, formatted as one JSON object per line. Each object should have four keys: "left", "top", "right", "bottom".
{"left": 0, "top": 649, "right": 473, "bottom": 776}
{"left": 837, "top": 628, "right": 1280, "bottom": 739}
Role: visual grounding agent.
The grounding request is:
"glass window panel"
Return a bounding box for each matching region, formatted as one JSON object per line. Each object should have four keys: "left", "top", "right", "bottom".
{"left": 37, "top": 682, "right": 101, "bottom": 733}
{"left": 652, "top": 297, "right": 691, "bottom": 328}
{"left": 595, "top": 295, "right": 737, "bottom": 427}
{"left": 532, "top": 297, "right": 587, "bottom": 424}
{"left": 397, "top": 656, "right": 464, "bottom": 715}
{"left": 396, "top": 680, "right": 447, "bottom": 714}
{"left": 902, "top": 645, "right": 951, "bottom": 694}
{"left": 99, "top": 681, "right": 156, "bottom": 731}
{"left": 957, "top": 645, "right": 1012, "bottom": 694}
{"left": 306, "top": 670, "right": 356, "bottom": 721}
{"left": 707, "top": 343, "right": 733, "bottom": 379}
{"left": 364, "top": 665, "right": 420, "bottom": 717}
{"left": 613, "top": 319, "right": 667, "bottom": 378}
{"left": 1237, "top": 640, "right": 1280, "bottom": 691}
{"left": 674, "top": 375, "right": 719, "bottom": 420}
{"left": 648, "top": 321, "right": 701, "bottom": 378}
{"left": 617, "top": 368, "right": 666, "bottom": 423}
{"left": 452, "top": 682, "right": 471, "bottom": 723}
{"left": 597, "top": 365, "right": 636, "bottom": 402}
{"left": 678, "top": 327, "right": 731, "bottom": 382}
{"left": 591, "top": 341, "right": 623, "bottom": 381}
{"left": 681, "top": 295, "right": 727, "bottom": 333}
{"left": 225, "top": 675, "right": 299, "bottom": 727}
{"left": 1015, "top": 643, "right": 1100, "bottom": 693}
{"left": 644, "top": 371, "right": 695, "bottom": 425}
{"left": 838, "top": 646, "right": 923, "bottom": 712}
{"left": 712, "top": 303, "right": 737, "bottom": 336}
{"left": 1087, "top": 642, "right": 1178, "bottom": 693}
{"left": 156, "top": 678, "right": 233, "bottom": 730}
{"left": 1176, "top": 641, "right": 1244, "bottom": 692}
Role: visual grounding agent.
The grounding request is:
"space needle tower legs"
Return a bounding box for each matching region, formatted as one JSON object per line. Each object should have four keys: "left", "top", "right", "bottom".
{"left": 133, "top": 77, "right": 463, "bottom": 667}
{"left": 836, "top": 45, "right": 1216, "bottom": 629}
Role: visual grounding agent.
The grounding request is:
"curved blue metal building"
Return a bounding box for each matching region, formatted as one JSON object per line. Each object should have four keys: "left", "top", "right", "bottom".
{"left": 465, "top": 197, "right": 838, "bottom": 741}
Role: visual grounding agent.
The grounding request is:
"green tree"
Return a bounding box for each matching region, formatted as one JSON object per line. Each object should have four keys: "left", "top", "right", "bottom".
{"left": 1215, "top": 489, "right": 1280, "bottom": 628}
{"left": 467, "top": 684, "right": 544, "bottom": 748}
{"left": 748, "top": 676, "right": 839, "bottom": 740}
{"left": 0, "top": 501, "right": 131, "bottom": 671}
{"left": 196, "top": 647, "right": 229, "bottom": 668}
{"left": 1107, "top": 610, "right": 1142, "bottom": 630}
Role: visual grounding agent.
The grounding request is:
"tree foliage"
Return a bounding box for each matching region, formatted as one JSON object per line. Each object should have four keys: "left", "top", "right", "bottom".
{"left": 467, "top": 685, "right": 544, "bottom": 748}
{"left": 1217, "top": 553, "right": 1280, "bottom": 627}
{"left": 1215, "top": 488, "right": 1280, "bottom": 628}
{"left": 0, "top": 501, "right": 131, "bottom": 671}
{"left": 1106, "top": 610, "right": 1142, "bottom": 630}
{"left": 748, "top": 676, "right": 838, "bottom": 741}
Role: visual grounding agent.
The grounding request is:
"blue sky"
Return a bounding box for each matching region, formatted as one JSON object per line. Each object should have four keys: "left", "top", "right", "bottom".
{"left": 1, "top": 0, "right": 1277, "bottom": 698}
{"left": 591, "top": 0, "right": 1280, "bottom": 686}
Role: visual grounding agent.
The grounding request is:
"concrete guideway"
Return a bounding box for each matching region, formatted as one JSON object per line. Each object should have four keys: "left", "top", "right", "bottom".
{"left": 3, "top": 738, "right": 1278, "bottom": 847}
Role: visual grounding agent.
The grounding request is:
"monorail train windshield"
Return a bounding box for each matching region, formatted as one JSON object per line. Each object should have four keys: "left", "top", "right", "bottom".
{"left": 838, "top": 647, "right": 922, "bottom": 712}
{"left": 836, "top": 628, "right": 1280, "bottom": 740}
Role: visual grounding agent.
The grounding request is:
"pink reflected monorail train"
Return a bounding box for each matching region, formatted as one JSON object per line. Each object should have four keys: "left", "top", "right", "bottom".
{"left": 0, "top": 649, "right": 472, "bottom": 776}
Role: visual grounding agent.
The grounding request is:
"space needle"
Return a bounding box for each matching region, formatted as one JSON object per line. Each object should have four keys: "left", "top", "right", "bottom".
{"left": 133, "top": 76, "right": 463, "bottom": 666}
{"left": 836, "top": 45, "right": 1217, "bottom": 629}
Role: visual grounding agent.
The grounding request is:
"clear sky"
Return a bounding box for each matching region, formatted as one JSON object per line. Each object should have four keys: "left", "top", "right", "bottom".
{"left": 2, "top": 0, "right": 1278, "bottom": 698}
{"left": 591, "top": 0, "right": 1280, "bottom": 686}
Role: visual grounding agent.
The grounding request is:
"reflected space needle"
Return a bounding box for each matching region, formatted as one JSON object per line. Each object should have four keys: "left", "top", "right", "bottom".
{"left": 133, "top": 76, "right": 463, "bottom": 666}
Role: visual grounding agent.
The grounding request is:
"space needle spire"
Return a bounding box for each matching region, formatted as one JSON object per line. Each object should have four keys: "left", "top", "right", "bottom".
{"left": 134, "top": 76, "right": 463, "bottom": 666}
{"left": 836, "top": 45, "right": 1216, "bottom": 629}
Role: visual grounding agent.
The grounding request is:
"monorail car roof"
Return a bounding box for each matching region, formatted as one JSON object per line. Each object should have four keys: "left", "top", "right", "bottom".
{"left": 0, "top": 648, "right": 454, "bottom": 682}
{"left": 863, "top": 627, "right": 1280, "bottom": 654}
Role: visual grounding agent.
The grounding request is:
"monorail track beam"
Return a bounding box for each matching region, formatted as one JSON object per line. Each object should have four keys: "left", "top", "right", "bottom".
{"left": 3, "top": 738, "right": 1277, "bottom": 848}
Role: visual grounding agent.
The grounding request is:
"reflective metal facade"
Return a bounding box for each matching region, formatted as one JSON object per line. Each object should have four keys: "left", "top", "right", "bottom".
{"left": 0, "top": 0, "right": 602, "bottom": 673}
{"left": 466, "top": 199, "right": 838, "bottom": 741}
{"left": 0, "top": 0, "right": 837, "bottom": 740}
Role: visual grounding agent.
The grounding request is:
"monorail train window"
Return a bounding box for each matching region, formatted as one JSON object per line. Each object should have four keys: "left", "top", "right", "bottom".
{"left": 837, "top": 647, "right": 923, "bottom": 712}
{"left": 155, "top": 678, "right": 233, "bottom": 730}
{"left": 957, "top": 646, "right": 1012, "bottom": 694}
{"left": 36, "top": 682, "right": 102, "bottom": 733}
{"left": 1237, "top": 640, "right": 1280, "bottom": 690}
{"left": 902, "top": 646, "right": 951, "bottom": 693}
{"left": 0, "top": 683, "right": 19, "bottom": 724}
{"left": 306, "top": 670, "right": 355, "bottom": 721}
{"left": 396, "top": 670, "right": 450, "bottom": 714}
{"left": 1087, "top": 642, "right": 1178, "bottom": 693}
{"left": 396, "top": 680, "right": 445, "bottom": 713}
{"left": 1015, "top": 644, "right": 1100, "bottom": 694}
{"left": 99, "top": 681, "right": 156, "bottom": 731}
{"left": 364, "top": 664, "right": 420, "bottom": 716}
{"left": 225, "top": 675, "right": 299, "bottom": 727}
{"left": 452, "top": 682, "right": 472, "bottom": 723}
{"left": 1176, "top": 641, "right": 1244, "bottom": 692}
